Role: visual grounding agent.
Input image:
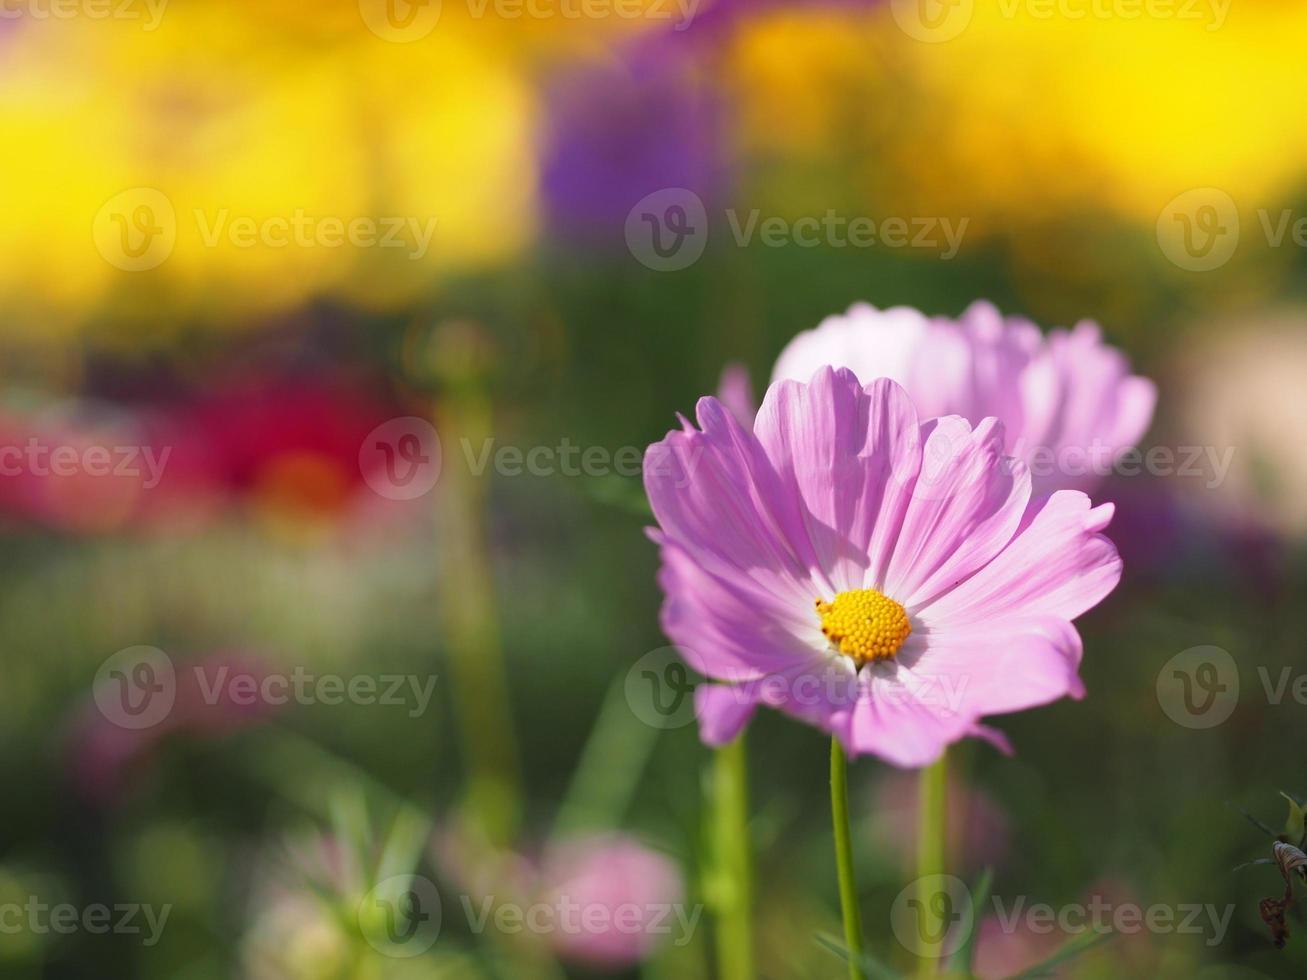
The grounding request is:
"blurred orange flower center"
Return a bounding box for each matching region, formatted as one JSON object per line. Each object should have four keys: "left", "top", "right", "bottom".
{"left": 816, "top": 589, "right": 912, "bottom": 666}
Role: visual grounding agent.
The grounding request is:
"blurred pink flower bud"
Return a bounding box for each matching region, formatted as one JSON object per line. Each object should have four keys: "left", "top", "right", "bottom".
{"left": 537, "top": 834, "right": 686, "bottom": 970}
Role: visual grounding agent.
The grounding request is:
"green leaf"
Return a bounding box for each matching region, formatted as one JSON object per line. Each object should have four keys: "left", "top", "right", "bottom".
{"left": 1004, "top": 930, "right": 1115, "bottom": 979}
{"left": 949, "top": 866, "right": 994, "bottom": 977}
{"left": 814, "top": 932, "right": 905, "bottom": 980}
{"left": 1226, "top": 801, "right": 1279, "bottom": 840}
{"left": 1281, "top": 792, "right": 1306, "bottom": 845}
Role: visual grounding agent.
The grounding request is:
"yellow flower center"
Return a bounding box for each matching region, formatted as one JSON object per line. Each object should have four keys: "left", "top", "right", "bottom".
{"left": 815, "top": 589, "right": 912, "bottom": 666}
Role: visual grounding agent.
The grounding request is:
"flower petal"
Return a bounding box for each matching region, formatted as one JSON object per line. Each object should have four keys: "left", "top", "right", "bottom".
{"left": 902, "top": 616, "right": 1086, "bottom": 718}
{"left": 657, "top": 537, "right": 824, "bottom": 681}
{"left": 882, "top": 415, "right": 1031, "bottom": 609}
{"left": 836, "top": 666, "right": 977, "bottom": 767}
{"left": 754, "top": 368, "right": 922, "bottom": 593}
{"left": 644, "top": 394, "right": 825, "bottom": 607}
{"left": 918, "top": 491, "right": 1121, "bottom": 627}
{"left": 694, "top": 684, "right": 759, "bottom": 747}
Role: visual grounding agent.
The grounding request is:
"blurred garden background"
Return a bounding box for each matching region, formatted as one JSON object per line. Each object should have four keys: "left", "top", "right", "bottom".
{"left": 2, "top": 0, "right": 1307, "bottom": 977}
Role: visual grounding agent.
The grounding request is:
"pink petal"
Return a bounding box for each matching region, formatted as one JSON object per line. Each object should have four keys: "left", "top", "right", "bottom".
{"left": 770, "top": 303, "right": 934, "bottom": 396}
{"left": 903, "top": 616, "right": 1086, "bottom": 718}
{"left": 716, "top": 362, "right": 757, "bottom": 428}
{"left": 836, "top": 666, "right": 978, "bottom": 767}
{"left": 657, "top": 539, "right": 824, "bottom": 681}
{"left": 754, "top": 368, "right": 922, "bottom": 593}
{"left": 881, "top": 415, "right": 1031, "bottom": 609}
{"left": 694, "top": 684, "right": 759, "bottom": 746}
{"left": 918, "top": 491, "right": 1122, "bottom": 628}
{"left": 644, "top": 394, "right": 825, "bottom": 608}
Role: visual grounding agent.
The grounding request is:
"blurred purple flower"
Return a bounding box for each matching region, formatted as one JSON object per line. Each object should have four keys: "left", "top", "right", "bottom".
{"left": 1095, "top": 475, "right": 1185, "bottom": 582}
{"left": 540, "top": 44, "right": 728, "bottom": 246}
{"left": 539, "top": 0, "right": 885, "bottom": 245}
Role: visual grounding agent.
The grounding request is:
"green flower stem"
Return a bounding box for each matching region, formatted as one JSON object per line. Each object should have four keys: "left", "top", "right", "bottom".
{"left": 830, "top": 737, "right": 866, "bottom": 980}
{"left": 916, "top": 751, "right": 949, "bottom": 978}
{"left": 713, "top": 735, "right": 754, "bottom": 980}
{"left": 434, "top": 388, "right": 522, "bottom": 848}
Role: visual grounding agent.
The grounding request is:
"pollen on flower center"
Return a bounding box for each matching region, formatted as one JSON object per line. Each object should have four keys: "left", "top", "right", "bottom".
{"left": 815, "top": 589, "right": 912, "bottom": 666}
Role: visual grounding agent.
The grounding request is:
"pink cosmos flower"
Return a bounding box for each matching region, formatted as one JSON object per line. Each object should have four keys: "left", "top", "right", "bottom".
{"left": 645, "top": 367, "right": 1122, "bottom": 766}
{"left": 68, "top": 650, "right": 277, "bottom": 804}
{"left": 537, "top": 835, "right": 686, "bottom": 970}
{"left": 869, "top": 770, "right": 1010, "bottom": 872}
{"left": 432, "top": 825, "right": 686, "bottom": 970}
{"left": 770, "top": 301, "right": 1156, "bottom": 496}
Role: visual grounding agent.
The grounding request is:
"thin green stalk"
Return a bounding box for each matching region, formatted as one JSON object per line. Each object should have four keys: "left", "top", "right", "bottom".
{"left": 713, "top": 736, "right": 754, "bottom": 980}
{"left": 915, "top": 751, "right": 949, "bottom": 978}
{"left": 434, "top": 386, "right": 522, "bottom": 847}
{"left": 830, "top": 737, "right": 866, "bottom": 980}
